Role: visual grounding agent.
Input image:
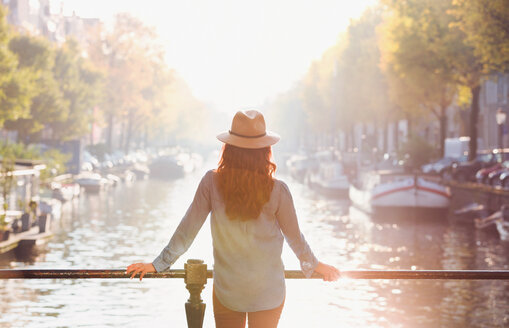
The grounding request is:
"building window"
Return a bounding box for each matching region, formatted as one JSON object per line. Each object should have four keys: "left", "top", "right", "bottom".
{"left": 497, "top": 74, "right": 504, "bottom": 104}
{"left": 485, "top": 79, "right": 497, "bottom": 105}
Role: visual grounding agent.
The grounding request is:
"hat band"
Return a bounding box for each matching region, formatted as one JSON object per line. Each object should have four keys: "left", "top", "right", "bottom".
{"left": 229, "top": 130, "right": 267, "bottom": 138}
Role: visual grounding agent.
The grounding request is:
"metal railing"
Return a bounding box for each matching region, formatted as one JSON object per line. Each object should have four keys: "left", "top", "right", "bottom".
{"left": 1, "top": 259, "right": 509, "bottom": 328}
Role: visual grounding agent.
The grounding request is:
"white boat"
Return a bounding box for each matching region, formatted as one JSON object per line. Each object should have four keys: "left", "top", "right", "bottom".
{"left": 149, "top": 155, "right": 185, "bottom": 179}
{"left": 51, "top": 174, "right": 81, "bottom": 202}
{"left": 308, "top": 161, "right": 349, "bottom": 196}
{"left": 349, "top": 170, "right": 451, "bottom": 215}
{"left": 286, "top": 154, "right": 314, "bottom": 182}
{"left": 74, "top": 172, "right": 108, "bottom": 193}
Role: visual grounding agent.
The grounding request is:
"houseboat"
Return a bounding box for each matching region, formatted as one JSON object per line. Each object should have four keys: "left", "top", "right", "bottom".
{"left": 0, "top": 160, "right": 53, "bottom": 255}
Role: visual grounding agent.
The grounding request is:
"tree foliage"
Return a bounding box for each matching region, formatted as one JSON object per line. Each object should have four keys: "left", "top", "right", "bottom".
{"left": 0, "top": 6, "right": 32, "bottom": 128}
{"left": 6, "top": 35, "right": 67, "bottom": 142}
{"left": 380, "top": 0, "right": 459, "bottom": 156}
{"left": 88, "top": 13, "right": 206, "bottom": 151}
{"left": 450, "top": 0, "right": 509, "bottom": 73}
{"left": 50, "top": 40, "right": 104, "bottom": 141}
{"left": 268, "top": 0, "right": 505, "bottom": 160}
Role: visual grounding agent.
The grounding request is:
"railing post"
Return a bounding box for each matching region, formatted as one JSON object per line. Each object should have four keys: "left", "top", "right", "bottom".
{"left": 184, "top": 259, "right": 207, "bottom": 328}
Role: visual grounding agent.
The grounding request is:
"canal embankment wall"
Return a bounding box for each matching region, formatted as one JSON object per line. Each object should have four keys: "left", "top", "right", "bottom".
{"left": 448, "top": 181, "right": 509, "bottom": 213}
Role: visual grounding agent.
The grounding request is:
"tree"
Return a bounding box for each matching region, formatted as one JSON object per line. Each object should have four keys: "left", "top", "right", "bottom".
{"left": 88, "top": 13, "right": 208, "bottom": 152}
{"left": 268, "top": 7, "right": 395, "bottom": 152}
{"left": 88, "top": 14, "right": 162, "bottom": 152}
{"left": 338, "top": 7, "right": 393, "bottom": 152}
{"left": 300, "top": 61, "right": 332, "bottom": 136}
{"left": 451, "top": 0, "right": 509, "bottom": 72}
{"left": 0, "top": 6, "right": 32, "bottom": 128}
{"left": 380, "top": 0, "right": 457, "bottom": 156}
{"left": 50, "top": 39, "right": 104, "bottom": 141}
{"left": 382, "top": 0, "right": 485, "bottom": 160}
{"left": 5, "top": 35, "right": 67, "bottom": 143}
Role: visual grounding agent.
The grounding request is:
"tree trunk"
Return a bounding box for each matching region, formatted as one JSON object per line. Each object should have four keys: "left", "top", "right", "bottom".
{"left": 383, "top": 119, "right": 389, "bottom": 154}
{"left": 439, "top": 105, "right": 447, "bottom": 158}
{"left": 374, "top": 120, "right": 379, "bottom": 152}
{"left": 106, "top": 114, "right": 114, "bottom": 153}
{"left": 394, "top": 121, "right": 399, "bottom": 151}
{"left": 118, "top": 118, "right": 125, "bottom": 151}
{"left": 143, "top": 126, "right": 148, "bottom": 148}
{"left": 124, "top": 109, "right": 134, "bottom": 154}
{"left": 349, "top": 126, "right": 355, "bottom": 151}
{"left": 468, "top": 85, "right": 481, "bottom": 161}
{"left": 406, "top": 113, "right": 413, "bottom": 138}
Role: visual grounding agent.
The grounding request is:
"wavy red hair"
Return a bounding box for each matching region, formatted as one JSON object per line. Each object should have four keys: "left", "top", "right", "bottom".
{"left": 216, "top": 144, "right": 277, "bottom": 221}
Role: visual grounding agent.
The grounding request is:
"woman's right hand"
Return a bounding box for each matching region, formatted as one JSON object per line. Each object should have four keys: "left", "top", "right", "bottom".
{"left": 126, "top": 263, "right": 156, "bottom": 281}
{"left": 314, "top": 261, "right": 340, "bottom": 281}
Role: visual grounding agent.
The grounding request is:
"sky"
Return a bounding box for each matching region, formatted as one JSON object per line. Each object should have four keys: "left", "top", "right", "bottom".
{"left": 60, "top": 0, "right": 375, "bottom": 113}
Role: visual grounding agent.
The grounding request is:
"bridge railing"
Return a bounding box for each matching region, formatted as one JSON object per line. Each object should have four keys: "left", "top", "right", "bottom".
{"left": 2, "top": 259, "right": 509, "bottom": 328}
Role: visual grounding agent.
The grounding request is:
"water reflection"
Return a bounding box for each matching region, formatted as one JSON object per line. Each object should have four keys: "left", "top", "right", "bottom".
{"left": 1, "top": 169, "right": 508, "bottom": 327}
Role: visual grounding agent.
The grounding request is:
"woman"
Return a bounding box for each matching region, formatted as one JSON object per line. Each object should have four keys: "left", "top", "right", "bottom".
{"left": 127, "top": 110, "right": 340, "bottom": 327}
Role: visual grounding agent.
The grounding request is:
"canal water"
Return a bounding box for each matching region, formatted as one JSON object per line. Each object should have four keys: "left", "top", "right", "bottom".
{"left": 1, "top": 162, "right": 509, "bottom": 327}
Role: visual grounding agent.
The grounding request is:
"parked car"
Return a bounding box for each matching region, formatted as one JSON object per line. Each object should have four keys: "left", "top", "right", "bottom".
{"left": 476, "top": 162, "right": 505, "bottom": 184}
{"left": 488, "top": 162, "right": 509, "bottom": 187}
{"left": 422, "top": 156, "right": 467, "bottom": 175}
{"left": 450, "top": 149, "right": 509, "bottom": 182}
{"left": 496, "top": 170, "right": 509, "bottom": 189}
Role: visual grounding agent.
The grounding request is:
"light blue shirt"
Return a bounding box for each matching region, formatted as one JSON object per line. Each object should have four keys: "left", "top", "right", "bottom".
{"left": 152, "top": 170, "right": 318, "bottom": 312}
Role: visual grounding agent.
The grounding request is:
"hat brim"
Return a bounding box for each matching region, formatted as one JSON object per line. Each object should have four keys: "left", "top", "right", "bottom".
{"left": 216, "top": 130, "right": 280, "bottom": 149}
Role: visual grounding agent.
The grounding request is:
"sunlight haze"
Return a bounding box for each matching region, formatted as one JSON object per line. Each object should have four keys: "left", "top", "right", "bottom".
{"left": 62, "top": 0, "right": 375, "bottom": 112}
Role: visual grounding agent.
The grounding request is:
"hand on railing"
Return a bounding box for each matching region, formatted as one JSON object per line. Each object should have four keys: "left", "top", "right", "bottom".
{"left": 126, "top": 263, "right": 156, "bottom": 281}
{"left": 314, "top": 261, "right": 340, "bottom": 281}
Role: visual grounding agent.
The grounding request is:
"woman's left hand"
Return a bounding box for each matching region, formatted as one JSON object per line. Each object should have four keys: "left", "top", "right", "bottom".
{"left": 314, "top": 261, "right": 340, "bottom": 282}
{"left": 126, "top": 263, "right": 156, "bottom": 281}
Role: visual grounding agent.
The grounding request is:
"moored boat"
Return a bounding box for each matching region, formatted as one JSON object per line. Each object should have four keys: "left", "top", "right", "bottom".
{"left": 149, "top": 155, "right": 185, "bottom": 179}
{"left": 0, "top": 160, "right": 53, "bottom": 255}
{"left": 308, "top": 161, "right": 350, "bottom": 197}
{"left": 74, "top": 172, "right": 108, "bottom": 193}
{"left": 349, "top": 170, "right": 451, "bottom": 216}
{"left": 51, "top": 174, "right": 80, "bottom": 202}
{"left": 286, "top": 154, "right": 314, "bottom": 182}
{"left": 131, "top": 163, "right": 150, "bottom": 179}
{"left": 0, "top": 213, "right": 53, "bottom": 255}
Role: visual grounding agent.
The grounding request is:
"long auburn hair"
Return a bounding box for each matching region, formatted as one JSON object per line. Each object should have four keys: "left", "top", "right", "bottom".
{"left": 216, "top": 144, "right": 277, "bottom": 221}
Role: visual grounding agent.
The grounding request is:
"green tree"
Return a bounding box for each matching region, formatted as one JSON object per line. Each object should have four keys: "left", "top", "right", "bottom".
{"left": 380, "top": 0, "right": 457, "bottom": 156}
{"left": 451, "top": 0, "right": 509, "bottom": 72}
{"left": 269, "top": 7, "right": 395, "bottom": 152}
{"left": 338, "top": 7, "right": 393, "bottom": 152}
{"left": 382, "top": 0, "right": 485, "bottom": 160}
{"left": 50, "top": 39, "right": 104, "bottom": 141}
{"left": 88, "top": 14, "right": 161, "bottom": 152}
{"left": 5, "top": 35, "right": 67, "bottom": 143}
{"left": 0, "top": 6, "right": 32, "bottom": 128}
{"left": 89, "top": 13, "right": 207, "bottom": 152}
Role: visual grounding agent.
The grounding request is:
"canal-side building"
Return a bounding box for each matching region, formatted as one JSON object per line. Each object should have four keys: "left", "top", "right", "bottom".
{"left": 1, "top": 0, "right": 100, "bottom": 46}
{"left": 478, "top": 73, "right": 509, "bottom": 149}
{"left": 347, "top": 72, "right": 509, "bottom": 157}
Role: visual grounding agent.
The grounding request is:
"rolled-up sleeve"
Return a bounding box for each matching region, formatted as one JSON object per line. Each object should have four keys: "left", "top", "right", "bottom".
{"left": 152, "top": 171, "right": 212, "bottom": 272}
{"left": 276, "top": 181, "right": 318, "bottom": 278}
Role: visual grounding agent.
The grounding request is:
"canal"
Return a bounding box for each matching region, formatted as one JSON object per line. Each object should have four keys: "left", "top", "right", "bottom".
{"left": 1, "top": 163, "right": 509, "bottom": 327}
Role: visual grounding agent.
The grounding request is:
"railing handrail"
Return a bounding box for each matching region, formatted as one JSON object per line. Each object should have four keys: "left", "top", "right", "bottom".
{"left": 2, "top": 269, "right": 509, "bottom": 280}
{"left": 3, "top": 261, "right": 509, "bottom": 328}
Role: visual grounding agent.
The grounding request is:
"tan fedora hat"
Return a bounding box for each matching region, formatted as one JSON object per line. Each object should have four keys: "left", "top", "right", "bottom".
{"left": 217, "top": 110, "right": 280, "bottom": 149}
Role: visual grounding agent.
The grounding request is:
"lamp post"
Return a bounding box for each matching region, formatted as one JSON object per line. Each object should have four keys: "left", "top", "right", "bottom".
{"left": 496, "top": 108, "right": 507, "bottom": 150}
